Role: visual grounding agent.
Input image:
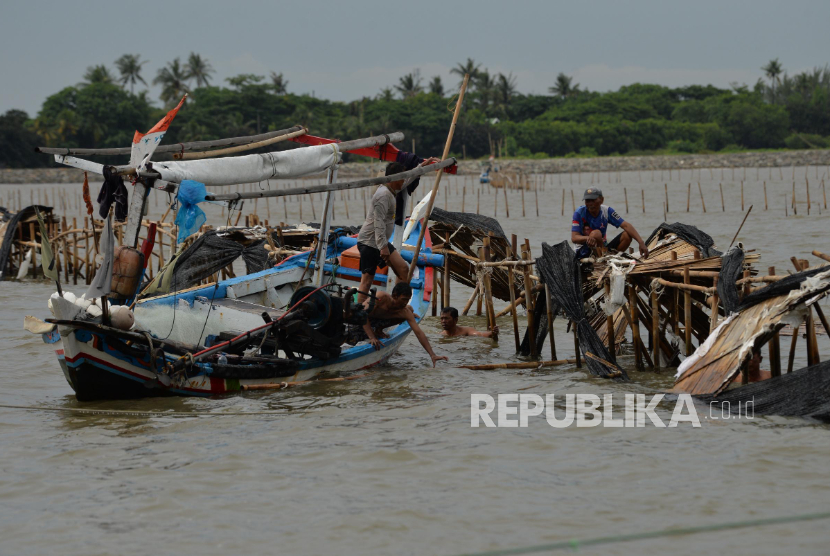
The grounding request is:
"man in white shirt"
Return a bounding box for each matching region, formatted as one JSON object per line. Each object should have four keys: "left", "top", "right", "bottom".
{"left": 355, "top": 157, "right": 437, "bottom": 302}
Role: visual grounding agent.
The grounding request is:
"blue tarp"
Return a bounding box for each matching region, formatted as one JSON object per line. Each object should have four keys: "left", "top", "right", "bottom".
{"left": 175, "top": 180, "right": 208, "bottom": 243}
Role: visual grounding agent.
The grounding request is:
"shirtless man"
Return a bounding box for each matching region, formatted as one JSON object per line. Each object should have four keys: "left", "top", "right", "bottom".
{"left": 439, "top": 307, "right": 499, "bottom": 339}
{"left": 361, "top": 282, "right": 447, "bottom": 367}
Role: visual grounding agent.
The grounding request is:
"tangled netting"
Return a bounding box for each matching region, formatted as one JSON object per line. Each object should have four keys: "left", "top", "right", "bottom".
{"left": 696, "top": 360, "right": 830, "bottom": 421}
{"left": 535, "top": 241, "right": 628, "bottom": 380}
{"left": 142, "top": 230, "right": 270, "bottom": 296}
{"left": 429, "top": 207, "right": 506, "bottom": 239}
{"left": 718, "top": 246, "right": 745, "bottom": 315}
{"left": 645, "top": 222, "right": 722, "bottom": 258}
{"left": 738, "top": 266, "right": 830, "bottom": 312}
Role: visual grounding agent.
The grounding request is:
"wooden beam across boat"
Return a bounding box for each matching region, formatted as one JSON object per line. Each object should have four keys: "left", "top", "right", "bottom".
{"left": 205, "top": 157, "right": 457, "bottom": 201}
{"left": 36, "top": 126, "right": 306, "bottom": 156}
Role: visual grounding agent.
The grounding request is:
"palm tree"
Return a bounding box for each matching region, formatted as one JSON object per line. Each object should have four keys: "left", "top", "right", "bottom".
{"left": 395, "top": 69, "right": 423, "bottom": 99}
{"left": 495, "top": 72, "right": 517, "bottom": 111}
{"left": 81, "top": 65, "right": 115, "bottom": 86}
{"left": 114, "top": 54, "right": 148, "bottom": 93}
{"left": 429, "top": 75, "right": 445, "bottom": 96}
{"left": 475, "top": 70, "right": 497, "bottom": 110}
{"left": 185, "top": 52, "right": 214, "bottom": 88}
{"left": 762, "top": 58, "right": 783, "bottom": 104}
{"left": 451, "top": 58, "right": 481, "bottom": 89}
{"left": 377, "top": 87, "right": 395, "bottom": 101}
{"left": 549, "top": 73, "right": 579, "bottom": 98}
{"left": 270, "top": 71, "right": 289, "bottom": 94}
{"left": 153, "top": 58, "right": 191, "bottom": 107}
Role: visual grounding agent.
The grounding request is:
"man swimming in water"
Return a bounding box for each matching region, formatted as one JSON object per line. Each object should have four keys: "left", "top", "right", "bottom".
{"left": 439, "top": 307, "right": 499, "bottom": 339}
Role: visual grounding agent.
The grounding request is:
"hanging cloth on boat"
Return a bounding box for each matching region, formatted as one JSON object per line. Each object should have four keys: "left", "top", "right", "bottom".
{"left": 97, "top": 166, "right": 129, "bottom": 222}
{"left": 174, "top": 180, "right": 208, "bottom": 244}
{"left": 85, "top": 215, "right": 115, "bottom": 299}
{"left": 34, "top": 208, "right": 58, "bottom": 281}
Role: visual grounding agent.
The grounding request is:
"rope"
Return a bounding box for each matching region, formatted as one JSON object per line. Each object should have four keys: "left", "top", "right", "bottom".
{"left": 455, "top": 510, "right": 830, "bottom": 556}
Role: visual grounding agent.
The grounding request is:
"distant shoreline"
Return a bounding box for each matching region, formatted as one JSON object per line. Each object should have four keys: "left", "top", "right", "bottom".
{"left": 2, "top": 149, "right": 829, "bottom": 184}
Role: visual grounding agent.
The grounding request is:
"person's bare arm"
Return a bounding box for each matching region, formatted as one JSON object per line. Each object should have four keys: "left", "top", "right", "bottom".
{"left": 467, "top": 325, "right": 499, "bottom": 339}
{"left": 404, "top": 308, "right": 447, "bottom": 366}
{"left": 363, "top": 321, "right": 382, "bottom": 350}
{"left": 620, "top": 221, "right": 649, "bottom": 257}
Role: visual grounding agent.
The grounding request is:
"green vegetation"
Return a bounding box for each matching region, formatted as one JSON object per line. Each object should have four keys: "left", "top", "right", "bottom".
{"left": 2, "top": 56, "right": 830, "bottom": 168}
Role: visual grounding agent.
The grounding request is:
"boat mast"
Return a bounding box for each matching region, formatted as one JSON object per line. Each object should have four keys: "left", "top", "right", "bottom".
{"left": 313, "top": 165, "right": 338, "bottom": 287}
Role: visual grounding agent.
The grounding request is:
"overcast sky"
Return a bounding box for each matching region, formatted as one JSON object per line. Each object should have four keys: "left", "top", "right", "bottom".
{"left": 2, "top": 0, "right": 829, "bottom": 116}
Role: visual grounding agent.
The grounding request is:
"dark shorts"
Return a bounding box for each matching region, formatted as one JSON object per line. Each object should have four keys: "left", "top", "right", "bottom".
{"left": 606, "top": 232, "right": 625, "bottom": 250}
{"left": 357, "top": 242, "right": 396, "bottom": 274}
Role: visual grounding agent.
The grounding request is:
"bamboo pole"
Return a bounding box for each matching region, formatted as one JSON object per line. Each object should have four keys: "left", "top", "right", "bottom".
{"left": 534, "top": 187, "right": 539, "bottom": 217}
{"left": 652, "top": 288, "right": 660, "bottom": 369}
{"left": 461, "top": 359, "right": 577, "bottom": 370}
{"left": 406, "top": 75, "right": 469, "bottom": 281}
{"left": 664, "top": 183, "right": 669, "bottom": 213}
{"left": 764, "top": 181, "right": 768, "bottom": 210}
{"left": 442, "top": 233, "right": 451, "bottom": 309}
{"left": 787, "top": 324, "right": 799, "bottom": 374}
{"left": 624, "top": 187, "right": 629, "bottom": 213}
{"left": 432, "top": 266, "right": 440, "bottom": 316}
{"left": 710, "top": 276, "right": 719, "bottom": 334}
{"left": 175, "top": 127, "right": 307, "bottom": 160}
{"left": 483, "top": 236, "right": 496, "bottom": 332}
{"left": 767, "top": 266, "right": 782, "bottom": 377}
{"left": 741, "top": 180, "right": 744, "bottom": 211}
{"left": 561, "top": 189, "right": 565, "bottom": 216}
{"left": 521, "top": 241, "right": 536, "bottom": 356}
{"left": 545, "top": 283, "right": 557, "bottom": 360}
{"left": 686, "top": 183, "right": 691, "bottom": 212}
{"left": 573, "top": 326, "right": 581, "bottom": 368}
{"left": 503, "top": 186, "right": 510, "bottom": 218}
{"left": 641, "top": 189, "right": 645, "bottom": 213}
{"left": 719, "top": 183, "right": 725, "bottom": 212}
{"left": 507, "top": 235, "right": 520, "bottom": 352}
{"left": 461, "top": 282, "right": 480, "bottom": 316}
{"left": 629, "top": 285, "right": 644, "bottom": 369}
{"left": 605, "top": 281, "right": 615, "bottom": 361}
{"left": 697, "top": 182, "right": 707, "bottom": 212}
{"left": 684, "top": 266, "right": 692, "bottom": 355}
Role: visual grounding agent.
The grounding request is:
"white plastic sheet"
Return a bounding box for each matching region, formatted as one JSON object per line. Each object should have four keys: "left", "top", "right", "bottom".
{"left": 153, "top": 144, "right": 340, "bottom": 185}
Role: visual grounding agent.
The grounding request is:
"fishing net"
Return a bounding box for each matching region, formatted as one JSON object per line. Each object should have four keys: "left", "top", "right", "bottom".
{"left": 645, "top": 223, "right": 721, "bottom": 258}
{"left": 428, "top": 208, "right": 520, "bottom": 302}
{"left": 519, "top": 290, "right": 559, "bottom": 357}
{"left": 141, "top": 230, "right": 270, "bottom": 296}
{"left": 695, "top": 360, "right": 830, "bottom": 421}
{"left": 718, "top": 246, "right": 745, "bottom": 315}
{"left": 738, "top": 266, "right": 830, "bottom": 312}
{"left": 535, "top": 241, "right": 628, "bottom": 380}
{"left": 429, "top": 207, "right": 507, "bottom": 239}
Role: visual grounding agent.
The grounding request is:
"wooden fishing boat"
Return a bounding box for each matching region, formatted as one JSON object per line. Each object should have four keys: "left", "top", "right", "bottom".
{"left": 43, "top": 224, "right": 440, "bottom": 400}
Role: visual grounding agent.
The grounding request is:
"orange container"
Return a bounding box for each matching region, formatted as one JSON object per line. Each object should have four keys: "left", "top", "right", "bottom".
{"left": 339, "top": 244, "right": 386, "bottom": 283}
{"left": 110, "top": 246, "right": 145, "bottom": 298}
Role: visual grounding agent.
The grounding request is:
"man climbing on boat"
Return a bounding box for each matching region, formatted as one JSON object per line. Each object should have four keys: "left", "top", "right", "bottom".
{"left": 359, "top": 282, "right": 447, "bottom": 367}
{"left": 356, "top": 157, "right": 439, "bottom": 303}
{"left": 571, "top": 188, "right": 649, "bottom": 259}
{"left": 440, "top": 307, "right": 499, "bottom": 339}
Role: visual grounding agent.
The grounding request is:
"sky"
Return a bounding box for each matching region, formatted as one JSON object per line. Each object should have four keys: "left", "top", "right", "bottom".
{"left": 2, "top": 0, "right": 829, "bottom": 116}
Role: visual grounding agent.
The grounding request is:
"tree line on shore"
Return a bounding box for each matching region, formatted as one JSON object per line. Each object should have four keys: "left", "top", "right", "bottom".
{"left": 1, "top": 55, "right": 829, "bottom": 168}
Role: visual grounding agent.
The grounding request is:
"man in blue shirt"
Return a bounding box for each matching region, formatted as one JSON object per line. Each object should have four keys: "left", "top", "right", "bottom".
{"left": 571, "top": 188, "right": 649, "bottom": 259}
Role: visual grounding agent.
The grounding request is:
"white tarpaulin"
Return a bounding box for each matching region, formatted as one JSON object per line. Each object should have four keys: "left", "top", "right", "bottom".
{"left": 152, "top": 144, "right": 340, "bottom": 186}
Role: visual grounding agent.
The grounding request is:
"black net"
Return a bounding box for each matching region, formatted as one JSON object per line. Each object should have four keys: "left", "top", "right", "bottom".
{"left": 536, "top": 241, "right": 628, "bottom": 380}
{"left": 519, "top": 290, "right": 559, "bottom": 357}
{"left": 718, "top": 246, "right": 745, "bottom": 315}
{"left": 645, "top": 223, "right": 721, "bottom": 258}
{"left": 142, "top": 230, "right": 273, "bottom": 296}
{"left": 695, "top": 360, "right": 830, "bottom": 421}
{"left": 429, "top": 207, "right": 507, "bottom": 239}
{"left": 738, "top": 266, "right": 829, "bottom": 312}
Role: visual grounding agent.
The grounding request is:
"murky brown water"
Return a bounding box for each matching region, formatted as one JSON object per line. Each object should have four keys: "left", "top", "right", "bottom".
{"left": 1, "top": 167, "right": 830, "bottom": 555}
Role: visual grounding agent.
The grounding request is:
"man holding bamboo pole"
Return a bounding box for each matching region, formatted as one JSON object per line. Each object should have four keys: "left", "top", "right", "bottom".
{"left": 356, "top": 158, "right": 438, "bottom": 302}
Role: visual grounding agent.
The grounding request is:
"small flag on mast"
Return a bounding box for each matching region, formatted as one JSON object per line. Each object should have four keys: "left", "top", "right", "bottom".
{"left": 130, "top": 94, "right": 187, "bottom": 168}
